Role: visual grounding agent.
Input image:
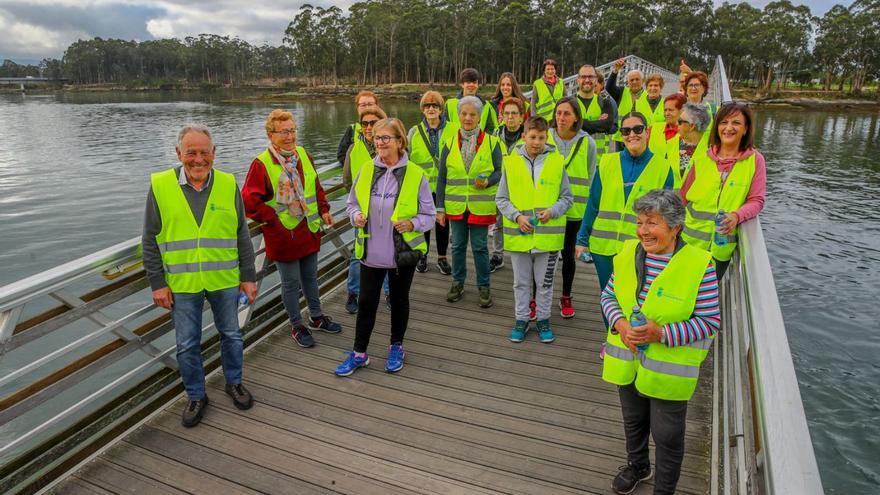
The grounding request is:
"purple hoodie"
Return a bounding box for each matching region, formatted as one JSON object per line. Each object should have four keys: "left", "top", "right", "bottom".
{"left": 346, "top": 152, "right": 436, "bottom": 268}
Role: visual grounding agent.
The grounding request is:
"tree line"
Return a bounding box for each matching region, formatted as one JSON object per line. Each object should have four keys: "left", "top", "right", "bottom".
{"left": 5, "top": 0, "right": 878, "bottom": 93}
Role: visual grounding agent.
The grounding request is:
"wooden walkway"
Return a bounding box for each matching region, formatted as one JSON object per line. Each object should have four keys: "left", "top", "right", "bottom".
{"left": 51, "top": 251, "right": 713, "bottom": 495}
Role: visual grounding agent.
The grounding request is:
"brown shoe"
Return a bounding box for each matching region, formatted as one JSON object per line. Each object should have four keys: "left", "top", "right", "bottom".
{"left": 181, "top": 396, "right": 208, "bottom": 427}
{"left": 225, "top": 383, "right": 253, "bottom": 410}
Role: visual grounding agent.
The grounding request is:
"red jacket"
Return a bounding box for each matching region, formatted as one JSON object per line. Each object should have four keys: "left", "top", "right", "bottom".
{"left": 242, "top": 150, "right": 330, "bottom": 262}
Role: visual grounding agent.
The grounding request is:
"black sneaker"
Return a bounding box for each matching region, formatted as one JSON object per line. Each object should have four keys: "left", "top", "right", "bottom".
{"left": 291, "top": 324, "right": 315, "bottom": 348}
{"left": 416, "top": 256, "right": 428, "bottom": 273}
{"left": 612, "top": 463, "right": 653, "bottom": 494}
{"left": 308, "top": 315, "right": 342, "bottom": 333}
{"left": 437, "top": 257, "right": 452, "bottom": 275}
{"left": 181, "top": 396, "right": 208, "bottom": 428}
{"left": 345, "top": 293, "right": 358, "bottom": 314}
{"left": 489, "top": 254, "right": 504, "bottom": 273}
{"left": 225, "top": 383, "right": 253, "bottom": 410}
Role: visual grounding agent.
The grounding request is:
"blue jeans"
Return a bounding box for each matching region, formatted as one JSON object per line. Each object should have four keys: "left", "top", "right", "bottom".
{"left": 450, "top": 219, "right": 490, "bottom": 288}
{"left": 347, "top": 252, "right": 389, "bottom": 296}
{"left": 171, "top": 287, "right": 243, "bottom": 401}
{"left": 276, "top": 252, "right": 321, "bottom": 326}
{"left": 592, "top": 253, "right": 615, "bottom": 328}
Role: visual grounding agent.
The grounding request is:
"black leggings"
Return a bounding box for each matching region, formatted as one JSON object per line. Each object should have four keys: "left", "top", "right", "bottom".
{"left": 560, "top": 219, "right": 580, "bottom": 296}
{"left": 426, "top": 192, "right": 449, "bottom": 257}
{"left": 354, "top": 264, "right": 416, "bottom": 353}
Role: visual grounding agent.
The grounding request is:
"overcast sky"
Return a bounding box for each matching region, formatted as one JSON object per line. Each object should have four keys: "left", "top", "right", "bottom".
{"left": 0, "top": 0, "right": 852, "bottom": 64}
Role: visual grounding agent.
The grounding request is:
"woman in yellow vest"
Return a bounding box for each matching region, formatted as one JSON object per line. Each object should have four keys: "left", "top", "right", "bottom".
{"left": 496, "top": 116, "right": 573, "bottom": 343}
{"left": 647, "top": 92, "right": 688, "bottom": 188}
{"left": 342, "top": 105, "right": 387, "bottom": 314}
{"left": 530, "top": 58, "right": 564, "bottom": 121}
{"left": 336, "top": 90, "right": 379, "bottom": 171}
{"left": 337, "top": 118, "right": 436, "bottom": 376}
{"left": 683, "top": 71, "right": 716, "bottom": 119}
{"left": 488, "top": 72, "right": 530, "bottom": 129}
{"left": 436, "top": 96, "right": 503, "bottom": 308}
{"left": 599, "top": 189, "right": 720, "bottom": 495}
{"left": 644, "top": 73, "right": 666, "bottom": 125}
{"left": 680, "top": 103, "right": 766, "bottom": 280}
{"left": 489, "top": 97, "right": 527, "bottom": 273}
{"left": 407, "top": 91, "right": 458, "bottom": 275}
{"left": 548, "top": 97, "right": 597, "bottom": 319}
{"left": 242, "top": 109, "right": 340, "bottom": 348}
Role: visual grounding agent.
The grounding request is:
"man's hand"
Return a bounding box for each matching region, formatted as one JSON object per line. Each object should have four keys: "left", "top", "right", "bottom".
{"left": 613, "top": 58, "right": 626, "bottom": 73}
{"left": 537, "top": 209, "right": 552, "bottom": 224}
{"left": 516, "top": 215, "right": 534, "bottom": 233}
{"left": 152, "top": 287, "right": 173, "bottom": 310}
{"left": 240, "top": 281, "right": 258, "bottom": 304}
{"left": 321, "top": 212, "right": 334, "bottom": 226}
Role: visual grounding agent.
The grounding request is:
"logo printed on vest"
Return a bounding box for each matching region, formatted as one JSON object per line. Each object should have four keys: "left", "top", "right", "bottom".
{"left": 209, "top": 203, "right": 231, "bottom": 212}
{"left": 656, "top": 286, "right": 684, "bottom": 302}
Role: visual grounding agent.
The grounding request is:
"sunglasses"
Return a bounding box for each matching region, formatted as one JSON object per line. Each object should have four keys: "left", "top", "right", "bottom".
{"left": 360, "top": 120, "right": 379, "bottom": 128}
{"left": 423, "top": 103, "right": 441, "bottom": 109}
{"left": 620, "top": 125, "right": 646, "bottom": 136}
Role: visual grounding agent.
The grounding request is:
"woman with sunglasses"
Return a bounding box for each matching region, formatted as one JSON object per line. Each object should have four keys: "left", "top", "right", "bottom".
{"left": 575, "top": 111, "right": 674, "bottom": 301}
{"left": 407, "top": 91, "right": 458, "bottom": 274}
{"left": 342, "top": 105, "right": 388, "bottom": 314}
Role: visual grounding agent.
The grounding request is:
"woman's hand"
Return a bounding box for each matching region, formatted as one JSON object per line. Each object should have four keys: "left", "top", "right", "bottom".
{"left": 537, "top": 209, "right": 552, "bottom": 224}
{"left": 614, "top": 319, "right": 638, "bottom": 353}
{"left": 436, "top": 212, "right": 446, "bottom": 227}
{"left": 321, "top": 212, "right": 334, "bottom": 226}
{"left": 353, "top": 212, "right": 367, "bottom": 228}
{"left": 516, "top": 215, "right": 534, "bottom": 233}
{"left": 628, "top": 319, "right": 663, "bottom": 345}
{"left": 718, "top": 212, "right": 739, "bottom": 235}
{"left": 393, "top": 220, "right": 414, "bottom": 233}
{"left": 575, "top": 245, "right": 590, "bottom": 259}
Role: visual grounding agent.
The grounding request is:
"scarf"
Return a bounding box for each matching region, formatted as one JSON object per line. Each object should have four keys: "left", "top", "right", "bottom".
{"left": 459, "top": 127, "right": 481, "bottom": 171}
{"left": 545, "top": 76, "right": 558, "bottom": 87}
{"left": 269, "top": 145, "right": 307, "bottom": 220}
{"left": 359, "top": 132, "right": 377, "bottom": 158}
{"left": 708, "top": 145, "right": 756, "bottom": 183}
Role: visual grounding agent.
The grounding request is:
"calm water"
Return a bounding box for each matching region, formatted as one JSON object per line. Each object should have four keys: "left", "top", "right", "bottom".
{"left": 0, "top": 92, "right": 877, "bottom": 493}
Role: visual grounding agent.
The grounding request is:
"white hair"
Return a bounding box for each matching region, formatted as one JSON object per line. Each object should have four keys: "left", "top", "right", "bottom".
{"left": 627, "top": 69, "right": 643, "bottom": 80}
{"left": 457, "top": 96, "right": 483, "bottom": 115}
{"left": 177, "top": 123, "right": 213, "bottom": 148}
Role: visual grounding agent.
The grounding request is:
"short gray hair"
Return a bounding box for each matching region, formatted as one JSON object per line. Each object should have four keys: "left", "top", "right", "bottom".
{"left": 633, "top": 189, "right": 685, "bottom": 230}
{"left": 177, "top": 123, "right": 213, "bottom": 148}
{"left": 627, "top": 69, "right": 643, "bottom": 80}
{"left": 457, "top": 96, "right": 483, "bottom": 115}
{"left": 682, "top": 103, "right": 711, "bottom": 132}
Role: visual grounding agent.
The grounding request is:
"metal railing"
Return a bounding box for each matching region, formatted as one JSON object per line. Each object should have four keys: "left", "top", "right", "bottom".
{"left": 707, "top": 55, "right": 823, "bottom": 495}
{"left": 0, "top": 162, "right": 354, "bottom": 494}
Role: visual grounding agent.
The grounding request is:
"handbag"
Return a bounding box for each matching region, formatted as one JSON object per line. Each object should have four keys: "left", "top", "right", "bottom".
{"left": 393, "top": 230, "right": 422, "bottom": 268}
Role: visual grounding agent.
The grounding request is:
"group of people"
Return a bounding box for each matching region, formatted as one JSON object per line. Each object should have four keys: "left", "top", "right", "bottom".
{"left": 141, "top": 57, "right": 766, "bottom": 495}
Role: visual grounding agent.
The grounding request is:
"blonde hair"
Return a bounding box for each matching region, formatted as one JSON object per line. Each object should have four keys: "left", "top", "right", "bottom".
{"left": 265, "top": 109, "right": 294, "bottom": 136}
{"left": 358, "top": 105, "right": 387, "bottom": 121}
{"left": 420, "top": 90, "right": 444, "bottom": 109}
{"left": 646, "top": 73, "right": 665, "bottom": 88}
{"left": 355, "top": 90, "right": 379, "bottom": 107}
{"left": 373, "top": 117, "right": 408, "bottom": 152}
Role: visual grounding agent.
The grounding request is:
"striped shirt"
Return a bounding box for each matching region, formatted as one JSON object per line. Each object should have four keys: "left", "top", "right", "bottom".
{"left": 600, "top": 252, "right": 720, "bottom": 347}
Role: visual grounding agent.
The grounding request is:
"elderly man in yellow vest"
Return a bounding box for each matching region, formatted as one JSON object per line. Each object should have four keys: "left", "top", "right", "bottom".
{"left": 142, "top": 124, "right": 257, "bottom": 428}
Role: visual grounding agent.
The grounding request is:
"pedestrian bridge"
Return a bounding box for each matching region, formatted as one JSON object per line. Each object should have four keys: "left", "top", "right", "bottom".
{"left": 0, "top": 56, "right": 821, "bottom": 494}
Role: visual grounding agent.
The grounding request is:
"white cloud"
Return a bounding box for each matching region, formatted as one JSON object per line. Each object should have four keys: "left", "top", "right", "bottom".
{"left": 145, "top": 18, "right": 174, "bottom": 39}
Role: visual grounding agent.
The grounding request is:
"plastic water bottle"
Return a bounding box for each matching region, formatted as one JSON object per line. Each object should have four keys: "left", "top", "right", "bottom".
{"left": 238, "top": 291, "right": 249, "bottom": 308}
{"left": 714, "top": 209, "right": 728, "bottom": 246}
{"left": 476, "top": 172, "right": 488, "bottom": 187}
{"left": 521, "top": 215, "right": 539, "bottom": 235}
{"left": 630, "top": 305, "right": 648, "bottom": 352}
{"left": 579, "top": 251, "right": 593, "bottom": 263}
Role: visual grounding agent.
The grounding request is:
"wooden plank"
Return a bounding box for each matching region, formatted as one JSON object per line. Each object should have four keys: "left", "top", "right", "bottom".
{"left": 54, "top": 477, "right": 117, "bottom": 495}
{"left": 72, "top": 457, "right": 188, "bottom": 494}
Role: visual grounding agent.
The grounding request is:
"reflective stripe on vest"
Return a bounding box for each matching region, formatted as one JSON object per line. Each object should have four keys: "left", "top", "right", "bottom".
{"left": 533, "top": 79, "right": 564, "bottom": 119}
{"left": 501, "top": 152, "right": 567, "bottom": 252}
{"left": 682, "top": 153, "right": 755, "bottom": 261}
{"left": 443, "top": 133, "right": 499, "bottom": 216}
{"left": 613, "top": 88, "right": 653, "bottom": 142}
{"left": 353, "top": 161, "right": 428, "bottom": 260}
{"left": 258, "top": 147, "right": 321, "bottom": 232}
{"left": 151, "top": 168, "right": 240, "bottom": 293}
{"left": 588, "top": 152, "right": 670, "bottom": 256}
{"left": 601, "top": 240, "right": 713, "bottom": 401}
{"left": 548, "top": 132, "right": 592, "bottom": 220}
{"left": 577, "top": 95, "right": 610, "bottom": 158}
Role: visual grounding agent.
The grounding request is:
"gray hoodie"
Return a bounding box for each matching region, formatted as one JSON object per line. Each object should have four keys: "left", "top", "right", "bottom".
{"left": 495, "top": 144, "right": 574, "bottom": 253}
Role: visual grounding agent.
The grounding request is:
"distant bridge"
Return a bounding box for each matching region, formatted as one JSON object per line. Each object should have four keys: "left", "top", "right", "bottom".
{"left": 0, "top": 77, "right": 68, "bottom": 90}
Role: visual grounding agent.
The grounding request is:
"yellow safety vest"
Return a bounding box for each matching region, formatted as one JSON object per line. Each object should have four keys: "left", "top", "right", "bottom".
{"left": 408, "top": 121, "right": 458, "bottom": 193}
{"left": 533, "top": 78, "right": 564, "bottom": 120}
{"left": 501, "top": 152, "right": 567, "bottom": 252}
{"left": 353, "top": 161, "right": 428, "bottom": 260}
{"left": 613, "top": 88, "right": 653, "bottom": 142}
{"left": 257, "top": 148, "right": 321, "bottom": 232}
{"left": 445, "top": 97, "right": 493, "bottom": 131}
{"left": 492, "top": 127, "right": 523, "bottom": 157}
{"left": 682, "top": 153, "right": 756, "bottom": 261}
{"left": 547, "top": 131, "right": 591, "bottom": 220}
{"left": 442, "top": 132, "right": 499, "bottom": 216}
{"left": 649, "top": 97, "right": 665, "bottom": 124}
{"left": 589, "top": 151, "right": 670, "bottom": 256}
{"left": 647, "top": 123, "right": 684, "bottom": 189}
{"left": 349, "top": 137, "right": 374, "bottom": 183}
{"left": 487, "top": 100, "right": 531, "bottom": 131}
{"left": 602, "top": 239, "right": 714, "bottom": 401}
{"left": 577, "top": 94, "right": 610, "bottom": 158}
{"left": 151, "top": 168, "right": 240, "bottom": 293}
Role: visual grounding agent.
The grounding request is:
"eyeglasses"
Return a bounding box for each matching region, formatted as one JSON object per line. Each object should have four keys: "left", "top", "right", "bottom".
{"left": 272, "top": 129, "right": 296, "bottom": 136}
{"left": 374, "top": 135, "right": 398, "bottom": 144}
{"left": 619, "top": 125, "right": 646, "bottom": 136}
{"left": 357, "top": 101, "right": 376, "bottom": 108}
{"left": 423, "top": 103, "right": 441, "bottom": 109}
{"left": 502, "top": 111, "right": 521, "bottom": 117}
{"left": 677, "top": 118, "right": 691, "bottom": 125}
{"left": 686, "top": 83, "right": 703, "bottom": 90}
{"left": 578, "top": 75, "right": 597, "bottom": 80}
{"left": 360, "top": 120, "right": 379, "bottom": 128}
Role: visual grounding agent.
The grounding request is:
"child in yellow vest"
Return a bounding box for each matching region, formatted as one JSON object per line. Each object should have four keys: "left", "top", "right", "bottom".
{"left": 495, "top": 116, "right": 573, "bottom": 343}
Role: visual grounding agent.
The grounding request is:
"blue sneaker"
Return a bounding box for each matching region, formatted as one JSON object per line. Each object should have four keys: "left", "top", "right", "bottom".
{"left": 309, "top": 315, "right": 342, "bottom": 334}
{"left": 385, "top": 343, "right": 405, "bottom": 373}
{"left": 335, "top": 351, "right": 369, "bottom": 376}
{"left": 509, "top": 320, "right": 529, "bottom": 343}
{"left": 536, "top": 319, "right": 555, "bottom": 343}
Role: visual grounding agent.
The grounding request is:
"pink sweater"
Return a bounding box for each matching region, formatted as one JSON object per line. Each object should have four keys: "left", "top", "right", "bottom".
{"left": 680, "top": 146, "right": 766, "bottom": 223}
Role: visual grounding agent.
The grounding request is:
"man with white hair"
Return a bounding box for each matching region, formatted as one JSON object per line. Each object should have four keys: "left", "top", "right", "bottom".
{"left": 606, "top": 58, "right": 653, "bottom": 145}
{"left": 142, "top": 123, "right": 257, "bottom": 428}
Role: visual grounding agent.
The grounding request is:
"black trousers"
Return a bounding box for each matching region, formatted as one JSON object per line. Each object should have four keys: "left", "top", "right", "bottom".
{"left": 714, "top": 258, "right": 730, "bottom": 281}
{"left": 354, "top": 263, "right": 416, "bottom": 353}
{"left": 560, "top": 219, "right": 580, "bottom": 296}
{"left": 618, "top": 383, "right": 689, "bottom": 495}
{"left": 426, "top": 192, "right": 450, "bottom": 257}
